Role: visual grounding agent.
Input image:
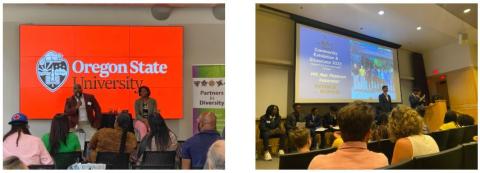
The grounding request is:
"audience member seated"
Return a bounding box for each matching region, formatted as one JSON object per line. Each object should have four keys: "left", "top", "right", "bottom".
{"left": 457, "top": 114, "right": 474, "bottom": 127}
{"left": 309, "top": 101, "right": 388, "bottom": 169}
{"left": 181, "top": 112, "right": 221, "bottom": 169}
{"left": 42, "top": 114, "right": 81, "bottom": 157}
{"left": 330, "top": 131, "right": 343, "bottom": 148}
{"left": 3, "top": 156, "right": 28, "bottom": 169}
{"left": 388, "top": 106, "right": 439, "bottom": 165}
{"left": 131, "top": 113, "right": 178, "bottom": 165}
{"left": 258, "top": 105, "right": 286, "bottom": 160}
{"left": 288, "top": 127, "right": 311, "bottom": 153}
{"left": 305, "top": 108, "right": 322, "bottom": 150}
{"left": 439, "top": 111, "right": 459, "bottom": 131}
{"left": 370, "top": 113, "right": 389, "bottom": 141}
{"left": 3, "top": 113, "right": 53, "bottom": 166}
{"left": 415, "top": 106, "right": 430, "bottom": 134}
{"left": 89, "top": 113, "right": 137, "bottom": 162}
{"left": 204, "top": 140, "right": 225, "bottom": 169}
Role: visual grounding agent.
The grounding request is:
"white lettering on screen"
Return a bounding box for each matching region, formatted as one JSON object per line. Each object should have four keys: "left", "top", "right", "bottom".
{"left": 72, "top": 60, "right": 168, "bottom": 78}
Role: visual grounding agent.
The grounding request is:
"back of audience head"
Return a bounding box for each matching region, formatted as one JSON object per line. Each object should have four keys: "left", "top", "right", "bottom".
{"left": 49, "top": 113, "right": 69, "bottom": 156}
{"left": 337, "top": 100, "right": 375, "bottom": 142}
{"left": 3, "top": 156, "right": 27, "bottom": 169}
{"left": 457, "top": 114, "right": 474, "bottom": 127}
{"left": 444, "top": 111, "right": 457, "bottom": 124}
{"left": 147, "top": 113, "right": 172, "bottom": 150}
{"left": 265, "top": 105, "right": 279, "bottom": 116}
{"left": 3, "top": 113, "right": 31, "bottom": 146}
{"left": 289, "top": 127, "right": 311, "bottom": 153}
{"left": 416, "top": 106, "right": 426, "bottom": 117}
{"left": 388, "top": 105, "right": 423, "bottom": 140}
{"left": 204, "top": 140, "right": 225, "bottom": 169}
{"left": 117, "top": 113, "right": 132, "bottom": 153}
{"left": 100, "top": 113, "right": 116, "bottom": 129}
{"left": 198, "top": 112, "right": 217, "bottom": 132}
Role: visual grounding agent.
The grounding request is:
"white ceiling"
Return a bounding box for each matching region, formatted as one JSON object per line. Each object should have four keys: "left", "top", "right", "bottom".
{"left": 263, "top": 4, "right": 478, "bottom": 53}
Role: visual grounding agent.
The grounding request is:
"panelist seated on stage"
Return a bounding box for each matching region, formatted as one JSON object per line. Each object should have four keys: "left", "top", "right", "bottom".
{"left": 41, "top": 114, "right": 81, "bottom": 157}
{"left": 134, "top": 85, "right": 158, "bottom": 139}
{"left": 64, "top": 84, "right": 102, "bottom": 140}
{"left": 3, "top": 113, "right": 53, "bottom": 166}
{"left": 88, "top": 113, "right": 137, "bottom": 162}
{"left": 258, "top": 105, "right": 287, "bottom": 161}
{"left": 305, "top": 108, "right": 322, "bottom": 150}
{"left": 286, "top": 104, "right": 306, "bottom": 134}
{"left": 388, "top": 106, "right": 439, "bottom": 165}
{"left": 309, "top": 101, "right": 388, "bottom": 169}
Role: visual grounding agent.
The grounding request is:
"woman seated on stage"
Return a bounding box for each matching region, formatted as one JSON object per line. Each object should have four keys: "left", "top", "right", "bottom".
{"left": 89, "top": 113, "right": 137, "bottom": 162}
{"left": 41, "top": 114, "right": 81, "bottom": 157}
{"left": 134, "top": 86, "right": 158, "bottom": 140}
{"left": 131, "top": 113, "right": 179, "bottom": 165}
{"left": 388, "top": 106, "right": 439, "bottom": 165}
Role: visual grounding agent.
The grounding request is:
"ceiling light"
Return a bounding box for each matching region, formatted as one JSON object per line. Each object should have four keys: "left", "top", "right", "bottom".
{"left": 464, "top": 8, "right": 471, "bottom": 13}
{"left": 378, "top": 10, "right": 384, "bottom": 15}
{"left": 416, "top": 26, "right": 422, "bottom": 31}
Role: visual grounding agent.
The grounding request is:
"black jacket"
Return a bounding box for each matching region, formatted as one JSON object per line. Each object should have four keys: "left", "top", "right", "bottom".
{"left": 378, "top": 93, "right": 393, "bottom": 113}
{"left": 259, "top": 114, "right": 281, "bottom": 132}
{"left": 305, "top": 113, "right": 322, "bottom": 130}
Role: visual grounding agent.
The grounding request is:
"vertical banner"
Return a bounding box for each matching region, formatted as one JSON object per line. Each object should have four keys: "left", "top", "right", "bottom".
{"left": 192, "top": 65, "right": 225, "bottom": 135}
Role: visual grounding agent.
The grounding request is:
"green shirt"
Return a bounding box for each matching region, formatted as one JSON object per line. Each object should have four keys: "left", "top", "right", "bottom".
{"left": 41, "top": 132, "right": 81, "bottom": 153}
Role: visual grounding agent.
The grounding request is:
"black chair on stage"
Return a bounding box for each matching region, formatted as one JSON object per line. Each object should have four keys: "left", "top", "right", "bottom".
{"left": 462, "top": 125, "right": 477, "bottom": 143}
{"left": 367, "top": 139, "right": 395, "bottom": 163}
{"left": 279, "top": 147, "right": 336, "bottom": 169}
{"left": 96, "top": 152, "right": 130, "bottom": 169}
{"left": 462, "top": 142, "right": 478, "bottom": 169}
{"left": 414, "top": 145, "right": 462, "bottom": 169}
{"left": 428, "top": 130, "right": 449, "bottom": 151}
{"left": 53, "top": 151, "right": 82, "bottom": 169}
{"left": 380, "top": 159, "right": 415, "bottom": 169}
{"left": 28, "top": 165, "right": 55, "bottom": 169}
{"left": 134, "top": 151, "right": 176, "bottom": 169}
{"left": 446, "top": 127, "right": 465, "bottom": 149}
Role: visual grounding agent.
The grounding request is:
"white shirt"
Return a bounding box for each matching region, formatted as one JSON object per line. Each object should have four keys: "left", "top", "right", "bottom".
{"left": 77, "top": 95, "right": 88, "bottom": 122}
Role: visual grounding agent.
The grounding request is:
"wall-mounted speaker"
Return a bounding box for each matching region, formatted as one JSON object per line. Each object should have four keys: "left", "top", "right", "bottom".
{"left": 151, "top": 5, "right": 173, "bottom": 20}
{"left": 212, "top": 4, "right": 225, "bottom": 20}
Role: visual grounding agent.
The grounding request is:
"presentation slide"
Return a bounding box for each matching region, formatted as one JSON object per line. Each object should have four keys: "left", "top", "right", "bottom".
{"left": 20, "top": 25, "right": 183, "bottom": 119}
{"left": 295, "top": 24, "right": 401, "bottom": 103}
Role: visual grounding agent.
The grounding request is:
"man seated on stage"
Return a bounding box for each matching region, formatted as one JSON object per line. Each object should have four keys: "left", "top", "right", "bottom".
{"left": 309, "top": 101, "right": 388, "bottom": 169}
{"left": 259, "top": 105, "right": 286, "bottom": 160}
{"left": 321, "top": 106, "right": 338, "bottom": 148}
{"left": 289, "top": 127, "right": 311, "bottom": 153}
{"left": 64, "top": 84, "right": 102, "bottom": 140}
{"left": 182, "top": 112, "right": 221, "bottom": 169}
{"left": 305, "top": 108, "right": 322, "bottom": 150}
{"left": 286, "top": 103, "right": 305, "bottom": 150}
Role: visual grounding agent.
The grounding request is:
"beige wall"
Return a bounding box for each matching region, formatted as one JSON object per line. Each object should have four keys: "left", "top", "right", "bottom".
{"left": 3, "top": 4, "right": 225, "bottom": 140}
{"left": 423, "top": 42, "right": 476, "bottom": 76}
{"left": 255, "top": 8, "right": 416, "bottom": 119}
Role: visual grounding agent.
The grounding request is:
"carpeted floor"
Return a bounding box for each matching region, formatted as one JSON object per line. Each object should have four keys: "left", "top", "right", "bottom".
{"left": 256, "top": 156, "right": 279, "bottom": 169}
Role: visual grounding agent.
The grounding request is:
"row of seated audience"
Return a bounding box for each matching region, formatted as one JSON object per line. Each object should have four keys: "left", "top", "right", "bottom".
{"left": 260, "top": 101, "right": 476, "bottom": 169}
{"left": 3, "top": 111, "right": 225, "bottom": 169}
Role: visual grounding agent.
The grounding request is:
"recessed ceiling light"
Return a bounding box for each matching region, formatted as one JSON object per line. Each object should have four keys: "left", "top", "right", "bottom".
{"left": 464, "top": 8, "right": 471, "bottom": 13}
{"left": 416, "top": 26, "right": 422, "bottom": 31}
{"left": 378, "top": 10, "right": 385, "bottom": 15}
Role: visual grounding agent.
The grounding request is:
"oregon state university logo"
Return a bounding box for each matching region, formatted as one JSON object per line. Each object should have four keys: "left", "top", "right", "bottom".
{"left": 36, "top": 50, "right": 69, "bottom": 92}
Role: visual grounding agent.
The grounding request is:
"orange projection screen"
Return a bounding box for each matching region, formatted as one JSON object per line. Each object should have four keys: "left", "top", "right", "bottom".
{"left": 20, "top": 25, "right": 183, "bottom": 119}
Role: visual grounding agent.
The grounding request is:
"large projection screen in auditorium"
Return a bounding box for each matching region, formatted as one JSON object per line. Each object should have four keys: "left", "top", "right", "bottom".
{"left": 295, "top": 23, "right": 401, "bottom": 103}
{"left": 20, "top": 25, "right": 183, "bottom": 119}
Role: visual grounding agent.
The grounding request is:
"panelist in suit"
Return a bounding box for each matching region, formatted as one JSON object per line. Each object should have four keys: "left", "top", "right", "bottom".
{"left": 378, "top": 85, "right": 393, "bottom": 114}
{"left": 305, "top": 108, "right": 322, "bottom": 150}
{"left": 64, "top": 84, "right": 102, "bottom": 140}
{"left": 286, "top": 103, "right": 305, "bottom": 133}
{"left": 409, "top": 88, "right": 425, "bottom": 109}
